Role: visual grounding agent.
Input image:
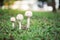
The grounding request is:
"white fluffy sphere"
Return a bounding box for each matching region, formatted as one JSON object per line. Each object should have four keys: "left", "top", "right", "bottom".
{"left": 16, "top": 14, "right": 24, "bottom": 21}
{"left": 25, "top": 11, "right": 32, "bottom": 17}
{"left": 10, "top": 17, "right": 16, "bottom": 22}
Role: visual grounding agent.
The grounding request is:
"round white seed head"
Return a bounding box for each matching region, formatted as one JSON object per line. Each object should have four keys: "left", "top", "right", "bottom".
{"left": 10, "top": 17, "right": 16, "bottom": 22}
{"left": 25, "top": 11, "right": 32, "bottom": 17}
{"left": 16, "top": 14, "right": 24, "bottom": 21}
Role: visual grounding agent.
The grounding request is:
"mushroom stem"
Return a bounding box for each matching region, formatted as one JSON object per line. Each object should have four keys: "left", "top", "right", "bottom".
{"left": 27, "top": 17, "right": 30, "bottom": 28}
{"left": 12, "top": 22, "right": 15, "bottom": 28}
{"left": 19, "top": 21, "right": 21, "bottom": 29}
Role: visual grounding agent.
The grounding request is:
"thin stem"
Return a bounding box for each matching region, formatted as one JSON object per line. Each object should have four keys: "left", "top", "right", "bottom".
{"left": 12, "top": 23, "right": 15, "bottom": 28}
{"left": 19, "top": 21, "right": 21, "bottom": 29}
{"left": 27, "top": 17, "right": 30, "bottom": 28}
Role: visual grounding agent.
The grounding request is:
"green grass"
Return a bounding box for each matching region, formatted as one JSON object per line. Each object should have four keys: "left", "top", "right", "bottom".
{"left": 0, "top": 9, "right": 60, "bottom": 40}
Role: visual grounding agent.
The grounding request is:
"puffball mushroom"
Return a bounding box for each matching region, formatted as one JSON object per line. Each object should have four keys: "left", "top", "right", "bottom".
{"left": 10, "top": 17, "right": 16, "bottom": 28}
{"left": 16, "top": 14, "right": 24, "bottom": 29}
{"left": 25, "top": 11, "right": 32, "bottom": 28}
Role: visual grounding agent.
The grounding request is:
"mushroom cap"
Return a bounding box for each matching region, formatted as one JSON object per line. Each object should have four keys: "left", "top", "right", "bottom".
{"left": 10, "top": 17, "right": 16, "bottom": 22}
{"left": 16, "top": 14, "right": 24, "bottom": 21}
{"left": 25, "top": 11, "right": 32, "bottom": 17}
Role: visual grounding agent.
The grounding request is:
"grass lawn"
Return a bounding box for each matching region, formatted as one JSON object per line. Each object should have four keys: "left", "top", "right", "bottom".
{"left": 0, "top": 9, "right": 60, "bottom": 40}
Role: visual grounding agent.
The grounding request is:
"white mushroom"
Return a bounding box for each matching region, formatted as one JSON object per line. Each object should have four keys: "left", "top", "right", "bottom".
{"left": 25, "top": 11, "right": 32, "bottom": 28}
{"left": 10, "top": 17, "right": 16, "bottom": 28}
{"left": 16, "top": 14, "right": 24, "bottom": 29}
{"left": 25, "top": 11, "right": 32, "bottom": 17}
